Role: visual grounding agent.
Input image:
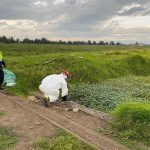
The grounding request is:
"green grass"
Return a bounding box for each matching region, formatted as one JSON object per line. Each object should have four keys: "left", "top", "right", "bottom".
{"left": 112, "top": 102, "right": 150, "bottom": 144}
{"left": 0, "top": 126, "right": 17, "bottom": 150}
{"left": 1, "top": 44, "right": 150, "bottom": 96}
{"left": 33, "top": 130, "right": 96, "bottom": 150}
{"left": 98, "top": 102, "right": 150, "bottom": 150}
{"left": 98, "top": 126, "right": 150, "bottom": 150}
{"left": 0, "top": 112, "right": 5, "bottom": 117}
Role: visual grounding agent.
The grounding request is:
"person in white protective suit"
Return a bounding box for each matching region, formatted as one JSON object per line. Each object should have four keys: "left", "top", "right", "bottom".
{"left": 39, "top": 71, "right": 69, "bottom": 107}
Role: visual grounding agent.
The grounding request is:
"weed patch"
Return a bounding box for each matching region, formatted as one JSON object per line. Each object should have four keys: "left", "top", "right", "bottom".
{"left": 33, "top": 130, "right": 96, "bottom": 150}
{"left": 0, "top": 126, "right": 17, "bottom": 150}
{"left": 0, "top": 112, "right": 5, "bottom": 117}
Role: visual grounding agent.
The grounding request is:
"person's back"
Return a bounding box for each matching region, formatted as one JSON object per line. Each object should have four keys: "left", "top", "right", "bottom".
{"left": 39, "top": 72, "right": 69, "bottom": 105}
{"left": 41, "top": 74, "right": 66, "bottom": 90}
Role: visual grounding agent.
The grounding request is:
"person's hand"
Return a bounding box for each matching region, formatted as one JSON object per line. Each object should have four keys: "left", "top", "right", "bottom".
{"left": 62, "top": 95, "right": 67, "bottom": 101}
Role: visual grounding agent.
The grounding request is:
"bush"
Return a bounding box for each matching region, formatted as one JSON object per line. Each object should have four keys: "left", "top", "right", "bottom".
{"left": 112, "top": 102, "right": 150, "bottom": 145}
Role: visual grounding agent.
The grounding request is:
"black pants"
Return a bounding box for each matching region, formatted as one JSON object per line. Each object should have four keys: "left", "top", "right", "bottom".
{"left": 0, "top": 70, "right": 4, "bottom": 85}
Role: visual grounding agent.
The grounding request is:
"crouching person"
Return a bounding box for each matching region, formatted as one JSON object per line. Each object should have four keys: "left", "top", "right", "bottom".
{"left": 39, "top": 71, "right": 69, "bottom": 107}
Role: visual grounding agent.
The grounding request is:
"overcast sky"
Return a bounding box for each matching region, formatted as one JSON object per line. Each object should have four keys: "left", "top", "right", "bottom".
{"left": 0, "top": 0, "right": 150, "bottom": 43}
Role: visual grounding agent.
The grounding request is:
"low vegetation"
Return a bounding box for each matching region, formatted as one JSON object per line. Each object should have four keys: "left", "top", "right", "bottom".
{"left": 112, "top": 102, "right": 150, "bottom": 145}
{"left": 98, "top": 102, "right": 150, "bottom": 150}
{"left": 69, "top": 77, "right": 150, "bottom": 111}
{"left": 1, "top": 43, "right": 150, "bottom": 97}
{"left": 33, "top": 130, "right": 96, "bottom": 150}
{"left": 0, "top": 112, "right": 4, "bottom": 117}
{"left": 0, "top": 111, "right": 16, "bottom": 150}
{"left": 0, "top": 126, "right": 17, "bottom": 150}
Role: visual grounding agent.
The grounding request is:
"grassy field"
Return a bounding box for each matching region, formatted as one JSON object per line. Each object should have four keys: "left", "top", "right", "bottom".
{"left": 1, "top": 43, "right": 150, "bottom": 96}
{"left": 1, "top": 43, "right": 150, "bottom": 107}
{"left": 1, "top": 43, "right": 150, "bottom": 149}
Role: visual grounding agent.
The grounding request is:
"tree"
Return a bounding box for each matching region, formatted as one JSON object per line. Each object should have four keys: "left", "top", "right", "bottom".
{"left": 109, "top": 41, "right": 115, "bottom": 45}
{"left": 105, "top": 42, "right": 109, "bottom": 45}
{"left": 116, "top": 42, "right": 121, "bottom": 45}
{"left": 88, "top": 40, "right": 92, "bottom": 45}
{"left": 93, "top": 41, "right": 97, "bottom": 45}
{"left": 41, "top": 37, "right": 48, "bottom": 44}
{"left": 67, "top": 41, "right": 73, "bottom": 44}
{"left": 16, "top": 38, "right": 20, "bottom": 43}
{"left": 99, "top": 41, "right": 105, "bottom": 45}
{"left": 22, "top": 38, "right": 33, "bottom": 43}
{"left": 1, "top": 35, "right": 9, "bottom": 43}
{"left": 10, "top": 36, "right": 15, "bottom": 43}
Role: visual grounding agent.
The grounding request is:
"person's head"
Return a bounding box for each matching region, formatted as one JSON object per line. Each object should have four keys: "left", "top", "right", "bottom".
{"left": 62, "top": 71, "right": 70, "bottom": 79}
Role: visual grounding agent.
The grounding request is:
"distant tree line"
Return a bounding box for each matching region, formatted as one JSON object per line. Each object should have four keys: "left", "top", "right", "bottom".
{"left": 0, "top": 35, "right": 122, "bottom": 45}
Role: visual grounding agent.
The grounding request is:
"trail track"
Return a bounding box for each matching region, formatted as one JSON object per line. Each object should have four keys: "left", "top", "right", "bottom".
{"left": 0, "top": 92, "right": 129, "bottom": 150}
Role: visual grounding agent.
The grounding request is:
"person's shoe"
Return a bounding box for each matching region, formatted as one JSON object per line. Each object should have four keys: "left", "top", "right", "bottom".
{"left": 0, "top": 87, "right": 4, "bottom": 90}
{"left": 43, "top": 97, "right": 50, "bottom": 107}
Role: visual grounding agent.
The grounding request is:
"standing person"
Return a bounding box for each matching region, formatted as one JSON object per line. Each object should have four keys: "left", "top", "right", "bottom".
{"left": 0, "top": 51, "right": 6, "bottom": 90}
{"left": 39, "top": 71, "right": 69, "bottom": 107}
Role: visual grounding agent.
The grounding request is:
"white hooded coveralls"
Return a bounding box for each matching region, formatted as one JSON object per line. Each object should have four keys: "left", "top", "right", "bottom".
{"left": 39, "top": 74, "right": 68, "bottom": 102}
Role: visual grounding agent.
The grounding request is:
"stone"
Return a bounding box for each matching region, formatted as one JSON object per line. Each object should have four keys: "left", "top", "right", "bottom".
{"left": 65, "top": 108, "right": 73, "bottom": 111}
{"left": 28, "top": 96, "right": 36, "bottom": 101}
{"left": 35, "top": 122, "right": 41, "bottom": 126}
{"left": 73, "top": 108, "right": 80, "bottom": 112}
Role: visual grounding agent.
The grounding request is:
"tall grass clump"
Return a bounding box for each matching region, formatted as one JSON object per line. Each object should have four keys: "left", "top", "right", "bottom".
{"left": 125, "top": 55, "right": 150, "bottom": 76}
{"left": 112, "top": 102, "right": 150, "bottom": 146}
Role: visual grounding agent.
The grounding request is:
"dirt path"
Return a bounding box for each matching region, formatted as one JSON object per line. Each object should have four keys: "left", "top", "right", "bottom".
{"left": 0, "top": 92, "right": 129, "bottom": 150}
{"left": 0, "top": 93, "right": 57, "bottom": 150}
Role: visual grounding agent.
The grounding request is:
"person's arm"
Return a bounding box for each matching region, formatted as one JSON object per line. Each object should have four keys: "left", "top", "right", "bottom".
{"left": 61, "top": 81, "right": 68, "bottom": 100}
{"left": 2, "top": 59, "right": 6, "bottom": 67}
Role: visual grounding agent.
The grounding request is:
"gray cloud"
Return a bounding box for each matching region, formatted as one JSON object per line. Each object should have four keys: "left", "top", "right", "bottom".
{"left": 0, "top": 0, "right": 150, "bottom": 43}
{"left": 142, "top": 9, "right": 150, "bottom": 15}
{"left": 0, "top": 0, "right": 148, "bottom": 21}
